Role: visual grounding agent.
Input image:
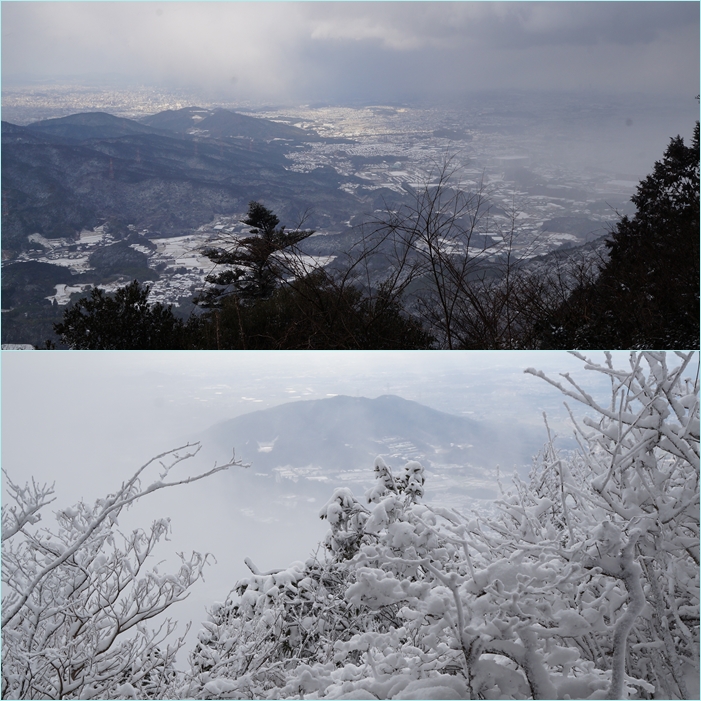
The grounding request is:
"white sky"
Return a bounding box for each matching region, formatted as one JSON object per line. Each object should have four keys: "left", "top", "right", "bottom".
{"left": 2, "top": 349, "right": 628, "bottom": 533}
{"left": 2, "top": 2, "right": 698, "bottom": 103}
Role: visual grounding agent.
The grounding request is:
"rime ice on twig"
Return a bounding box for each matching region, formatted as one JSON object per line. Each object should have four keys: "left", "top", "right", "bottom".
{"left": 1, "top": 443, "right": 242, "bottom": 700}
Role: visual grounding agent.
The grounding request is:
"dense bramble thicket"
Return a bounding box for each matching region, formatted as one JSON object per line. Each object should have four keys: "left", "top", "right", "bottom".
{"left": 49, "top": 121, "right": 699, "bottom": 350}
{"left": 3, "top": 352, "right": 698, "bottom": 698}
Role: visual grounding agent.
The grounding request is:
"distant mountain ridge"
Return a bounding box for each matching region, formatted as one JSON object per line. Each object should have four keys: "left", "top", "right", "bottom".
{"left": 22, "top": 111, "right": 173, "bottom": 142}
{"left": 139, "top": 106, "right": 320, "bottom": 142}
{"left": 202, "top": 394, "right": 541, "bottom": 507}
{"left": 0, "top": 107, "right": 396, "bottom": 345}
{"left": 23, "top": 107, "right": 321, "bottom": 144}
{"left": 1, "top": 108, "right": 360, "bottom": 251}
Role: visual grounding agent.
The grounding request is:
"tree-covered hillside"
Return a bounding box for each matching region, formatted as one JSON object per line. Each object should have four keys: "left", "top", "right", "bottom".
{"left": 41, "top": 118, "right": 699, "bottom": 350}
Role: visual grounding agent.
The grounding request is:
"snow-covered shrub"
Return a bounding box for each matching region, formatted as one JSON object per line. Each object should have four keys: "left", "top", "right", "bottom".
{"left": 182, "top": 464, "right": 427, "bottom": 699}
{"left": 522, "top": 351, "right": 699, "bottom": 699}
{"left": 1, "top": 444, "right": 239, "bottom": 700}
{"left": 184, "top": 557, "right": 359, "bottom": 699}
{"left": 187, "top": 351, "right": 698, "bottom": 700}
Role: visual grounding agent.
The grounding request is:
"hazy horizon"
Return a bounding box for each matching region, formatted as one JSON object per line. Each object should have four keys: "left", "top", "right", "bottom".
{"left": 3, "top": 2, "right": 698, "bottom": 183}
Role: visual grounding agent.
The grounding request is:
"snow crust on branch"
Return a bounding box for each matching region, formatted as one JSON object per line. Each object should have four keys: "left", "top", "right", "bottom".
{"left": 184, "top": 352, "right": 698, "bottom": 701}
{"left": 2, "top": 443, "right": 243, "bottom": 700}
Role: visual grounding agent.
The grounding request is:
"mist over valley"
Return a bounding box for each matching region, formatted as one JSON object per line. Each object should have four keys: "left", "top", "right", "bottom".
{"left": 4, "top": 92, "right": 690, "bottom": 346}
{"left": 201, "top": 394, "right": 544, "bottom": 519}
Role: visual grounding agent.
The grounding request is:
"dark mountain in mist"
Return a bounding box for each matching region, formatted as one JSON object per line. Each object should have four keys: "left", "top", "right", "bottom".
{"left": 1, "top": 113, "right": 361, "bottom": 252}
{"left": 22, "top": 111, "right": 171, "bottom": 142}
{"left": 24, "top": 107, "right": 320, "bottom": 144}
{"left": 1, "top": 120, "right": 75, "bottom": 146}
{"left": 140, "top": 106, "right": 321, "bottom": 142}
{"left": 202, "top": 394, "right": 542, "bottom": 508}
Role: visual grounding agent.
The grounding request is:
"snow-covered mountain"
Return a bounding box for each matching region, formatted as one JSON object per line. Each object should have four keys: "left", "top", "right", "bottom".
{"left": 201, "top": 394, "right": 542, "bottom": 514}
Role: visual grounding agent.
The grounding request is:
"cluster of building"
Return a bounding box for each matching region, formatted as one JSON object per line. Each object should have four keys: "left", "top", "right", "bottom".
{"left": 263, "top": 103, "right": 636, "bottom": 259}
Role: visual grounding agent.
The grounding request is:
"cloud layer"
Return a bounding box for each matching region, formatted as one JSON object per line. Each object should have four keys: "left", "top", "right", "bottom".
{"left": 2, "top": 2, "right": 698, "bottom": 103}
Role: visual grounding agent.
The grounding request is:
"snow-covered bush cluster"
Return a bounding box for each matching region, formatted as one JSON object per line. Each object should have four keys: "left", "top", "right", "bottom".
{"left": 184, "top": 352, "right": 699, "bottom": 700}
{"left": 3, "top": 352, "right": 698, "bottom": 699}
{"left": 1, "top": 444, "right": 239, "bottom": 700}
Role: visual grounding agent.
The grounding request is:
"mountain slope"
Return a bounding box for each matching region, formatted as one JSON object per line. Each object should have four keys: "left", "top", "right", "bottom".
{"left": 1, "top": 117, "right": 357, "bottom": 251}
{"left": 140, "top": 106, "right": 319, "bottom": 142}
{"left": 25, "top": 111, "right": 173, "bottom": 141}
{"left": 202, "top": 394, "right": 540, "bottom": 508}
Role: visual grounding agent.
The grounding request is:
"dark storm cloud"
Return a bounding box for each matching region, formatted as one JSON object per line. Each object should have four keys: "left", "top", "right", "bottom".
{"left": 448, "top": 2, "right": 699, "bottom": 49}
{"left": 290, "top": 2, "right": 699, "bottom": 103}
{"left": 302, "top": 2, "right": 697, "bottom": 49}
{"left": 1, "top": 2, "right": 698, "bottom": 102}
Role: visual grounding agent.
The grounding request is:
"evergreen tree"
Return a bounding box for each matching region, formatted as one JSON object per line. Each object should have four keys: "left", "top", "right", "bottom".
{"left": 52, "top": 280, "right": 194, "bottom": 349}
{"left": 196, "top": 201, "right": 315, "bottom": 308}
{"left": 542, "top": 120, "right": 699, "bottom": 348}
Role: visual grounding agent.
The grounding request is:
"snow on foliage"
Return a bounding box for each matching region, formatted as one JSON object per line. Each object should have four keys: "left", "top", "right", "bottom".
{"left": 183, "top": 352, "right": 698, "bottom": 700}
{"left": 3, "top": 352, "right": 698, "bottom": 699}
{"left": 1, "top": 444, "right": 241, "bottom": 700}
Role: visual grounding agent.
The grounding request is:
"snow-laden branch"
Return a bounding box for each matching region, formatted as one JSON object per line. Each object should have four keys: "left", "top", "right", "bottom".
{"left": 607, "top": 531, "right": 646, "bottom": 700}
{"left": 2, "top": 443, "right": 244, "bottom": 700}
{"left": 2, "top": 443, "right": 232, "bottom": 628}
{"left": 1, "top": 470, "right": 56, "bottom": 542}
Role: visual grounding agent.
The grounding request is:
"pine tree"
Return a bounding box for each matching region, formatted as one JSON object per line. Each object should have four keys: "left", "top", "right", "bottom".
{"left": 52, "top": 280, "right": 193, "bottom": 349}
{"left": 196, "top": 201, "right": 314, "bottom": 308}
{"left": 543, "top": 120, "right": 699, "bottom": 348}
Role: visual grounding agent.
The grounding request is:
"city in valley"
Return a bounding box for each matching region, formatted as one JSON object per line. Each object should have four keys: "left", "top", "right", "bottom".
{"left": 2, "top": 85, "right": 650, "bottom": 319}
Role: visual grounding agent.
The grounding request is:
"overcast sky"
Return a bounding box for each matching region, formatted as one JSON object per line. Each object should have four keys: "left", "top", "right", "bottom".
{"left": 2, "top": 2, "right": 698, "bottom": 104}
{"left": 2, "top": 349, "right": 688, "bottom": 537}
